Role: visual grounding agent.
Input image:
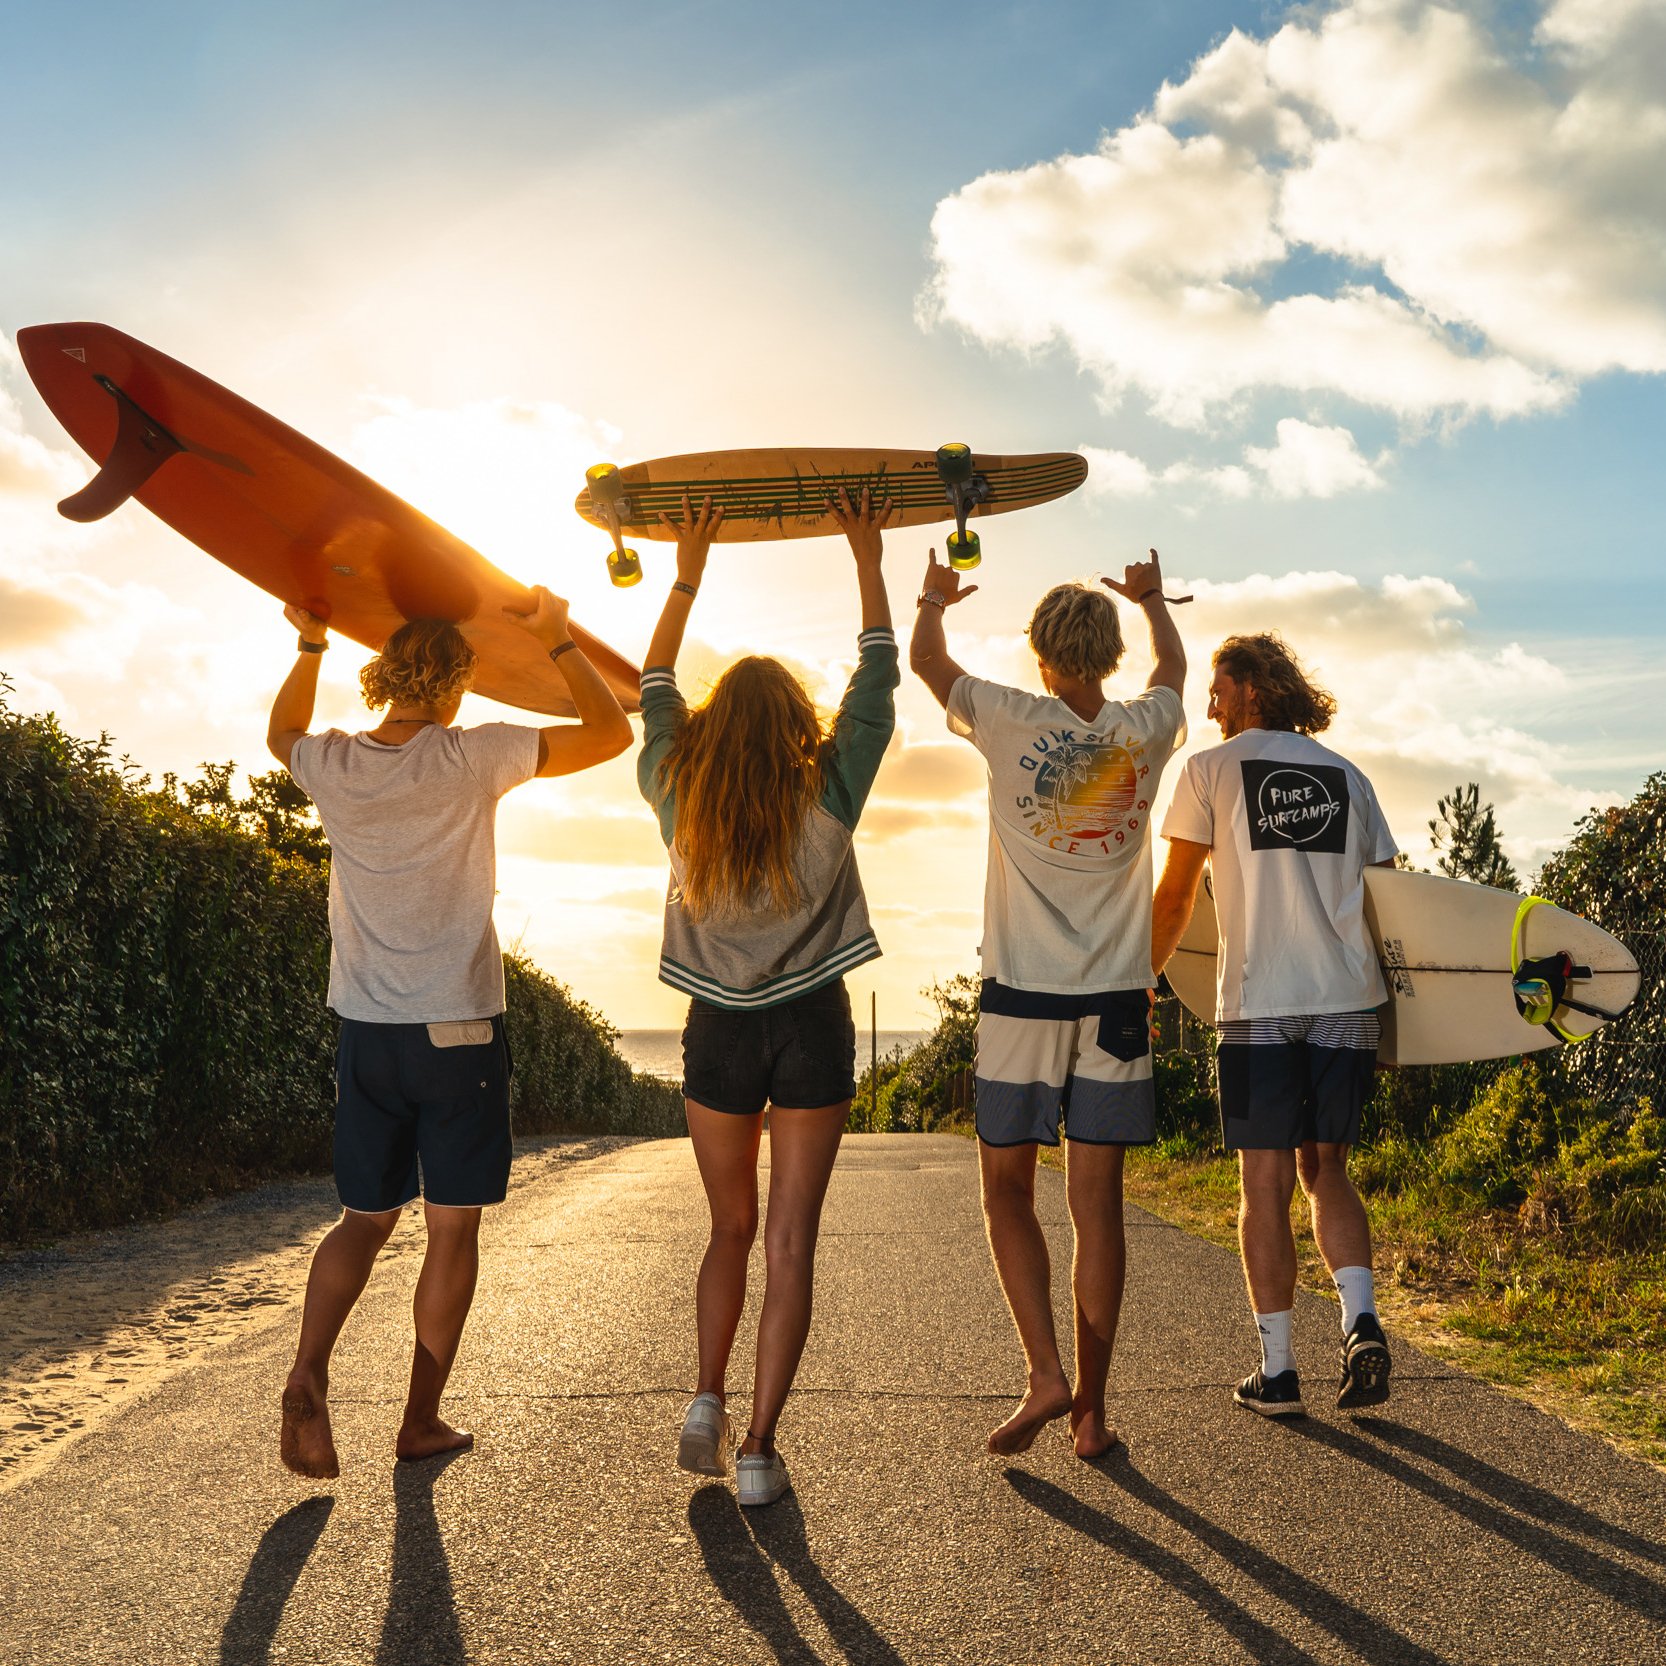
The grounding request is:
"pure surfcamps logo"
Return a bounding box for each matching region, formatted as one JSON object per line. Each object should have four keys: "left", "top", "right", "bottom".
{"left": 1241, "top": 758, "right": 1350, "bottom": 854}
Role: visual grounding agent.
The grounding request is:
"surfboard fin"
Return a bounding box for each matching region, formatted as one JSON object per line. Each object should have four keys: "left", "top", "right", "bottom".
{"left": 57, "top": 376, "right": 185, "bottom": 522}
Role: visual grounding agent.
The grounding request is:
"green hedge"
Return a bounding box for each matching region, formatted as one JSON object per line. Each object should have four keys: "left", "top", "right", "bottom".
{"left": 0, "top": 687, "right": 680, "bottom": 1246}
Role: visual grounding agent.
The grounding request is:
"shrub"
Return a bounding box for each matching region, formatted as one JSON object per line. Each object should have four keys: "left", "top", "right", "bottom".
{"left": 504, "top": 951, "right": 684, "bottom": 1139}
{"left": 0, "top": 686, "right": 681, "bottom": 1245}
{"left": 852, "top": 974, "right": 977, "bottom": 1133}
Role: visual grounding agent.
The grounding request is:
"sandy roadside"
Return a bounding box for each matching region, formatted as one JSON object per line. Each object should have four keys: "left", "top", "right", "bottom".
{"left": 0, "top": 1134, "right": 634, "bottom": 1494}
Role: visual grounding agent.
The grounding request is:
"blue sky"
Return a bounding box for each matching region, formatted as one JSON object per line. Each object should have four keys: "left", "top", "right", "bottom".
{"left": 3, "top": 0, "right": 1662, "bottom": 1025}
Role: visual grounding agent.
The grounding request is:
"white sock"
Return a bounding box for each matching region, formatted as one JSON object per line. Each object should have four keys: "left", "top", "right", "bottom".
{"left": 1254, "top": 1310, "right": 1294, "bottom": 1377}
{"left": 1333, "top": 1266, "right": 1377, "bottom": 1333}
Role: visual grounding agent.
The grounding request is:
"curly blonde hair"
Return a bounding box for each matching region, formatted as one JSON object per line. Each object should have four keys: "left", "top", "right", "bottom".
{"left": 360, "top": 619, "right": 477, "bottom": 711}
{"left": 1212, "top": 633, "right": 1337, "bottom": 734}
{"left": 1027, "top": 583, "right": 1124, "bottom": 681}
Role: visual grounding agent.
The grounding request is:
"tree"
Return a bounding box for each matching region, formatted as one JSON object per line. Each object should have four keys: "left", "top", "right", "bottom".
{"left": 167, "top": 760, "right": 330, "bottom": 866}
{"left": 1534, "top": 771, "right": 1664, "bottom": 1107}
{"left": 1428, "top": 782, "right": 1519, "bottom": 889}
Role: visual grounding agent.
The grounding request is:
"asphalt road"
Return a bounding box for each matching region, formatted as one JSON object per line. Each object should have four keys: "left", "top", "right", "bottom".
{"left": 3, "top": 1133, "right": 1664, "bottom": 1665}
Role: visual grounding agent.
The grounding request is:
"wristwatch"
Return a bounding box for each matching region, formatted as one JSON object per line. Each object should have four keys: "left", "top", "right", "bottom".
{"left": 917, "top": 591, "right": 946, "bottom": 610}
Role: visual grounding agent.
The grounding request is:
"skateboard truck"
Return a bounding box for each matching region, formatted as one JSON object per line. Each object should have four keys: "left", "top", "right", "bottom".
{"left": 585, "top": 463, "right": 641, "bottom": 587}
{"left": 936, "top": 443, "right": 989, "bottom": 569}
{"left": 57, "top": 376, "right": 186, "bottom": 523}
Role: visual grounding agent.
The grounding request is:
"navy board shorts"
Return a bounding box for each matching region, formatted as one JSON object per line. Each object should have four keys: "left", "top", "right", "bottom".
{"left": 1215, "top": 1010, "right": 1381, "bottom": 1150}
{"left": 334, "top": 1015, "right": 514, "bottom": 1212}
{"left": 974, "top": 980, "right": 1156, "bottom": 1148}
{"left": 681, "top": 979, "right": 857, "bottom": 1116}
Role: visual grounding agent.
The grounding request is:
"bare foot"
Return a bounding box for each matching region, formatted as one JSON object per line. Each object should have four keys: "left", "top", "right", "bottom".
{"left": 396, "top": 1415, "right": 475, "bottom": 1463}
{"left": 987, "top": 1373, "right": 1072, "bottom": 1455}
{"left": 280, "top": 1379, "right": 340, "bottom": 1479}
{"left": 1071, "top": 1407, "right": 1121, "bottom": 1460}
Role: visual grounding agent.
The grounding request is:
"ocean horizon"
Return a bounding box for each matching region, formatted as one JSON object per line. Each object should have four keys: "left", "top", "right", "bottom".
{"left": 617, "top": 1029, "right": 930, "bottom": 1082}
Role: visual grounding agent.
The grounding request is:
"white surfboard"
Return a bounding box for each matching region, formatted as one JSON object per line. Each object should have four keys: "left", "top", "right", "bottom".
{"left": 1164, "top": 868, "right": 1640, "bottom": 1066}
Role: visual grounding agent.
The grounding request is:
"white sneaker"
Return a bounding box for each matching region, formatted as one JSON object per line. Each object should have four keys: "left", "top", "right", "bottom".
{"left": 736, "top": 1448, "right": 790, "bottom": 1508}
{"left": 677, "top": 1393, "right": 732, "bottom": 1477}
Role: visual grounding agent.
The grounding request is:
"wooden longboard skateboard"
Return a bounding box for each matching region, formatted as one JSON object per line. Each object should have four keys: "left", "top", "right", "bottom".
{"left": 17, "top": 322, "right": 642, "bottom": 717}
{"left": 574, "top": 445, "right": 1089, "bottom": 585}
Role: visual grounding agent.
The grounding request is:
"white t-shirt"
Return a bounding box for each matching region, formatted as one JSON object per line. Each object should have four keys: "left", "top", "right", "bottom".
{"left": 289, "top": 722, "right": 540, "bottom": 1022}
{"left": 947, "top": 677, "right": 1185, "bottom": 993}
{"left": 1160, "top": 728, "right": 1398, "bottom": 1021}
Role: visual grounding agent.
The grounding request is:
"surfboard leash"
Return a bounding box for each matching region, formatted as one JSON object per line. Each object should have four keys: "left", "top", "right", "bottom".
{"left": 1508, "top": 895, "right": 1631, "bottom": 1043}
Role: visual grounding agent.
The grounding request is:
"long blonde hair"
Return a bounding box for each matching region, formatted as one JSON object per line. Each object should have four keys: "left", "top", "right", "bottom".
{"left": 663, "top": 657, "right": 825, "bottom": 918}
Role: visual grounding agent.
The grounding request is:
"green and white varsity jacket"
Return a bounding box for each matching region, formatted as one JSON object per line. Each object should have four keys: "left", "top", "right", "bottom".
{"left": 635, "top": 628, "right": 899, "bottom": 1009}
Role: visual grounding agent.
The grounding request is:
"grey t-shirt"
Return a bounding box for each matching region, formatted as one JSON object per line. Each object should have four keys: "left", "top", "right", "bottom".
{"left": 289, "top": 723, "right": 540, "bottom": 1022}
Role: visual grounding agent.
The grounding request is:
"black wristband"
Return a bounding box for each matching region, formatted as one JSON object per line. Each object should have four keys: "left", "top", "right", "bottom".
{"left": 548, "top": 640, "right": 578, "bottom": 661}
{"left": 298, "top": 637, "right": 327, "bottom": 654}
{"left": 672, "top": 580, "right": 698, "bottom": 598}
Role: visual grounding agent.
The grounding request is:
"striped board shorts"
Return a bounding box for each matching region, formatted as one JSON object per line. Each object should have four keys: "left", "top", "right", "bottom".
{"left": 974, "top": 979, "right": 1155, "bottom": 1148}
{"left": 1215, "top": 1010, "right": 1382, "bottom": 1151}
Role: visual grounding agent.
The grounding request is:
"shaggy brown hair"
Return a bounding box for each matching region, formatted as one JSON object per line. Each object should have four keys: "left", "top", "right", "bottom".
{"left": 360, "top": 619, "right": 478, "bottom": 711}
{"left": 661, "top": 656, "right": 825, "bottom": 918}
{"left": 1027, "top": 583, "right": 1124, "bottom": 681}
{"left": 1212, "top": 633, "right": 1337, "bottom": 735}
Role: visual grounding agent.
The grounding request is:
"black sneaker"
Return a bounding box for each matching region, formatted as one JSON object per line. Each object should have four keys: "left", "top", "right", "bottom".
{"left": 1337, "top": 1313, "right": 1392, "bottom": 1409}
{"left": 1233, "top": 1367, "right": 1305, "bottom": 1417}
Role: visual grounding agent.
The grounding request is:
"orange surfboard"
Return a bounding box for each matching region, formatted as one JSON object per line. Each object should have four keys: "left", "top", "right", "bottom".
{"left": 16, "top": 322, "right": 641, "bottom": 718}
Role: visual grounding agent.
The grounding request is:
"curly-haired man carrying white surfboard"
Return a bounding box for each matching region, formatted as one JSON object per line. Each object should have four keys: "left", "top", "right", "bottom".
{"left": 1151, "top": 633, "right": 1397, "bottom": 1417}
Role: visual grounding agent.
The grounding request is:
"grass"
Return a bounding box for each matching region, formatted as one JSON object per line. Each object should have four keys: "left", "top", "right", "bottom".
{"left": 1119, "top": 1145, "right": 1666, "bottom": 1471}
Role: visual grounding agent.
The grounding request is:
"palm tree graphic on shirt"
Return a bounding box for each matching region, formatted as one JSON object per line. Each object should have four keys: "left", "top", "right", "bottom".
{"left": 1030, "top": 738, "right": 1140, "bottom": 841}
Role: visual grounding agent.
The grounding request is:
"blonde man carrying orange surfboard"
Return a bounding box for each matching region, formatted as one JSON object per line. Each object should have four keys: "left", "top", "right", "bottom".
{"left": 267, "top": 590, "right": 631, "bottom": 1478}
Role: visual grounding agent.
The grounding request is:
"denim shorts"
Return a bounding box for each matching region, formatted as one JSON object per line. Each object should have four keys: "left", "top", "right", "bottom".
{"left": 681, "top": 979, "right": 857, "bottom": 1115}
{"left": 334, "top": 1015, "right": 513, "bottom": 1211}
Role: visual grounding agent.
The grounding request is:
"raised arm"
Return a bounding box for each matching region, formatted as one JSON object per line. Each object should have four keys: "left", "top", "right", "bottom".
{"left": 502, "top": 586, "right": 633, "bottom": 777}
{"left": 267, "top": 604, "right": 328, "bottom": 770}
{"left": 1104, "top": 548, "right": 1186, "bottom": 696}
{"left": 908, "top": 548, "right": 978, "bottom": 710}
{"left": 826, "top": 486, "right": 897, "bottom": 631}
{"left": 643, "top": 494, "right": 724, "bottom": 674}
{"left": 1151, "top": 837, "right": 1210, "bottom": 978}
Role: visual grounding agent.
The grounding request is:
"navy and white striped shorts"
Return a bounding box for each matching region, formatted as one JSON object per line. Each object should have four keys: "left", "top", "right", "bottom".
{"left": 1215, "top": 1010, "right": 1381, "bottom": 1151}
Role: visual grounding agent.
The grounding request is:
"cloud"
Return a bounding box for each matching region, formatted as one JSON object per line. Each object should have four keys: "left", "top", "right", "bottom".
{"left": 923, "top": 0, "right": 1666, "bottom": 441}
{"left": 859, "top": 802, "right": 982, "bottom": 842}
{"left": 497, "top": 801, "right": 670, "bottom": 868}
{"left": 0, "top": 334, "right": 90, "bottom": 508}
{"left": 0, "top": 575, "right": 87, "bottom": 648}
{"left": 1150, "top": 566, "right": 1618, "bottom": 873}
{"left": 1083, "top": 419, "right": 1383, "bottom": 501}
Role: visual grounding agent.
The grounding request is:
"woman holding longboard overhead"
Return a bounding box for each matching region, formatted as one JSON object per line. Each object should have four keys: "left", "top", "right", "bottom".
{"left": 636, "top": 488, "right": 899, "bottom": 1508}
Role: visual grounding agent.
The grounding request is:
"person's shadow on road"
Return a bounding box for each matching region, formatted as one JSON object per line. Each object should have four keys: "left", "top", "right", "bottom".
{"left": 1003, "top": 1468, "right": 1325, "bottom": 1666}
{"left": 689, "top": 1484, "right": 905, "bottom": 1664}
{"left": 375, "top": 1451, "right": 470, "bottom": 1666}
{"left": 1354, "top": 1418, "right": 1666, "bottom": 1567}
{"left": 1288, "top": 1416, "right": 1666, "bottom": 1619}
{"left": 219, "top": 1495, "right": 334, "bottom": 1665}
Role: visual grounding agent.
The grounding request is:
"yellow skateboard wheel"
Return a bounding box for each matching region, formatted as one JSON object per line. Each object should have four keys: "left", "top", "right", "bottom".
{"left": 947, "top": 529, "right": 981, "bottom": 570}
{"left": 587, "top": 462, "right": 625, "bottom": 505}
{"left": 607, "top": 548, "right": 642, "bottom": 587}
{"left": 936, "top": 442, "right": 973, "bottom": 485}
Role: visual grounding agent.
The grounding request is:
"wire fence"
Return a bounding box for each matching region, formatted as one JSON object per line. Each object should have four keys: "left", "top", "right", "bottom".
{"left": 1152, "top": 918, "right": 1664, "bottom": 1141}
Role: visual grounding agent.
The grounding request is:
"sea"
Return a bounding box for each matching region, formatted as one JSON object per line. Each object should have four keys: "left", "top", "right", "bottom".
{"left": 616, "top": 1029, "right": 929, "bottom": 1081}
